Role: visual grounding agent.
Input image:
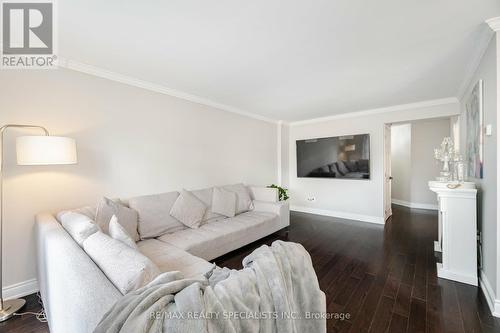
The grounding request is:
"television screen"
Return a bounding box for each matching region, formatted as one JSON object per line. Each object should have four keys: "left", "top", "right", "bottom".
{"left": 296, "top": 134, "right": 370, "bottom": 179}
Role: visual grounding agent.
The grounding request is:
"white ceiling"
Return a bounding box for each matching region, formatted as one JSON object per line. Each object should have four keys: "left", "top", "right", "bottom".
{"left": 60, "top": 0, "right": 500, "bottom": 121}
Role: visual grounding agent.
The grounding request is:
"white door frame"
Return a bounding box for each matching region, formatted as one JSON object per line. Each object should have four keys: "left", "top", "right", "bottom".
{"left": 383, "top": 123, "right": 393, "bottom": 221}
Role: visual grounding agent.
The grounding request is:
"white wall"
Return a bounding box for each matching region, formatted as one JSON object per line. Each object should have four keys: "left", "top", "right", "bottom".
{"left": 280, "top": 123, "right": 290, "bottom": 188}
{"left": 288, "top": 101, "right": 460, "bottom": 223}
{"left": 391, "top": 119, "right": 451, "bottom": 209}
{"left": 410, "top": 118, "right": 451, "bottom": 205}
{"left": 460, "top": 36, "right": 498, "bottom": 297}
{"left": 390, "top": 124, "right": 412, "bottom": 203}
{"left": 0, "top": 69, "right": 278, "bottom": 295}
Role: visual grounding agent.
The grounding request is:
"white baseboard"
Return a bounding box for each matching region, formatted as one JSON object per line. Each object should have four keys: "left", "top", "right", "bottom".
{"left": 479, "top": 270, "right": 500, "bottom": 317}
{"left": 290, "top": 205, "right": 384, "bottom": 225}
{"left": 2, "top": 278, "right": 39, "bottom": 300}
{"left": 391, "top": 199, "right": 438, "bottom": 210}
{"left": 436, "top": 263, "right": 477, "bottom": 286}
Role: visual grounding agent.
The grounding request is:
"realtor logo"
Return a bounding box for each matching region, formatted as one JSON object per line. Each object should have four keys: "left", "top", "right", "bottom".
{"left": 1, "top": 0, "right": 57, "bottom": 68}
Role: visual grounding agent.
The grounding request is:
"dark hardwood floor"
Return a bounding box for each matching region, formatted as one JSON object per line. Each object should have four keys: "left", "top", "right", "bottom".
{"left": 2, "top": 205, "right": 499, "bottom": 332}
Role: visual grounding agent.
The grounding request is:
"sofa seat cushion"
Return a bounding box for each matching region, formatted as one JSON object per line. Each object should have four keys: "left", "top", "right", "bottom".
{"left": 157, "top": 211, "right": 278, "bottom": 261}
{"left": 136, "top": 239, "right": 213, "bottom": 278}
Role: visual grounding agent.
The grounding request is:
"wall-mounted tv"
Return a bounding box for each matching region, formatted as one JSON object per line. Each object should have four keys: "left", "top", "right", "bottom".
{"left": 296, "top": 134, "right": 370, "bottom": 179}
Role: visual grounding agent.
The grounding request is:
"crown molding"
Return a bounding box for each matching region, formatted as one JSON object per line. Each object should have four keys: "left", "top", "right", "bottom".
{"left": 288, "top": 97, "right": 459, "bottom": 126}
{"left": 486, "top": 17, "right": 500, "bottom": 32}
{"left": 57, "top": 58, "right": 279, "bottom": 124}
{"left": 12, "top": 55, "right": 462, "bottom": 126}
{"left": 457, "top": 22, "right": 495, "bottom": 99}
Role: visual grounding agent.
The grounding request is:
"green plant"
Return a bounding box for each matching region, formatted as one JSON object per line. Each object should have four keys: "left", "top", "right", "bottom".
{"left": 267, "top": 184, "right": 289, "bottom": 201}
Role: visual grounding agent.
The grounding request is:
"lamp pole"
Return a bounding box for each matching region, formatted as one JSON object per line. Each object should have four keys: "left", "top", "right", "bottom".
{"left": 0, "top": 125, "right": 49, "bottom": 321}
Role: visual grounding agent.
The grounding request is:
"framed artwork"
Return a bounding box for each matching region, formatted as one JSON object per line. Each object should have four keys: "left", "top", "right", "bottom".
{"left": 465, "top": 80, "right": 483, "bottom": 179}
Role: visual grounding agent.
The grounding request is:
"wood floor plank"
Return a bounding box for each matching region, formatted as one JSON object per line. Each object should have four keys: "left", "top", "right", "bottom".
{"left": 408, "top": 297, "right": 426, "bottom": 333}
{"left": 393, "top": 283, "right": 412, "bottom": 317}
{"left": 412, "top": 273, "right": 427, "bottom": 301}
{"left": 368, "top": 295, "right": 395, "bottom": 333}
{"left": 439, "top": 279, "right": 466, "bottom": 333}
{"left": 401, "top": 263, "right": 416, "bottom": 286}
{"left": 344, "top": 273, "right": 375, "bottom": 320}
{"left": 455, "top": 282, "right": 485, "bottom": 333}
{"left": 382, "top": 276, "right": 400, "bottom": 299}
{"left": 426, "top": 282, "right": 444, "bottom": 333}
{"left": 335, "top": 276, "right": 362, "bottom": 306}
{"left": 388, "top": 312, "right": 408, "bottom": 333}
{"left": 347, "top": 274, "right": 387, "bottom": 332}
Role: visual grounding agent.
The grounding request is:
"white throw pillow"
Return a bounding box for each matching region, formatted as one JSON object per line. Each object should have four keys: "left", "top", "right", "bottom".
{"left": 170, "top": 189, "right": 207, "bottom": 229}
{"left": 83, "top": 231, "right": 160, "bottom": 295}
{"left": 108, "top": 215, "right": 138, "bottom": 249}
{"left": 57, "top": 211, "right": 99, "bottom": 247}
{"left": 128, "top": 191, "right": 185, "bottom": 239}
{"left": 212, "top": 187, "right": 237, "bottom": 217}
{"left": 223, "top": 183, "right": 254, "bottom": 214}
{"left": 95, "top": 197, "right": 140, "bottom": 242}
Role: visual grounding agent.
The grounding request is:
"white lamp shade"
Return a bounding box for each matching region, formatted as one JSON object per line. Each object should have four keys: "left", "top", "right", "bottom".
{"left": 16, "top": 136, "right": 77, "bottom": 165}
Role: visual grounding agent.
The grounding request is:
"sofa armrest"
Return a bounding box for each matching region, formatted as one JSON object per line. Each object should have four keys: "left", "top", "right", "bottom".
{"left": 248, "top": 186, "right": 279, "bottom": 202}
{"left": 252, "top": 200, "right": 290, "bottom": 227}
{"left": 36, "top": 213, "right": 122, "bottom": 333}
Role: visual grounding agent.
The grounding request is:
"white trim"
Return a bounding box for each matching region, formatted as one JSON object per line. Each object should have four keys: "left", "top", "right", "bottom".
{"left": 486, "top": 17, "right": 500, "bottom": 32}
{"left": 436, "top": 263, "right": 477, "bottom": 286}
{"left": 457, "top": 24, "right": 494, "bottom": 99}
{"left": 288, "top": 97, "right": 458, "bottom": 126}
{"left": 479, "top": 270, "right": 500, "bottom": 317}
{"left": 391, "top": 199, "right": 438, "bottom": 211}
{"left": 57, "top": 58, "right": 279, "bottom": 124}
{"left": 3, "top": 278, "right": 38, "bottom": 300}
{"left": 290, "top": 205, "right": 384, "bottom": 225}
{"left": 54, "top": 58, "right": 461, "bottom": 126}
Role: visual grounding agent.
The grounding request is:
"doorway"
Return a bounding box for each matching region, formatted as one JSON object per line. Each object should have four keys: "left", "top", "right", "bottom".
{"left": 383, "top": 117, "right": 455, "bottom": 221}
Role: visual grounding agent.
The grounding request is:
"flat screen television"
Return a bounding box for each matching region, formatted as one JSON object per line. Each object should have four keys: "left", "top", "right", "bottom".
{"left": 296, "top": 134, "right": 370, "bottom": 179}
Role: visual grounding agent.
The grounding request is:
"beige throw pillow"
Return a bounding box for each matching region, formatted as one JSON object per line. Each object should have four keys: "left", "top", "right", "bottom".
{"left": 212, "top": 187, "right": 237, "bottom": 217}
{"left": 108, "top": 215, "right": 138, "bottom": 249}
{"left": 95, "top": 197, "right": 140, "bottom": 241}
{"left": 170, "top": 189, "right": 207, "bottom": 229}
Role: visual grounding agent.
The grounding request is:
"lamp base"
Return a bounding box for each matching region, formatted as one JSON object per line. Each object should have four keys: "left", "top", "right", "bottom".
{"left": 0, "top": 298, "right": 26, "bottom": 322}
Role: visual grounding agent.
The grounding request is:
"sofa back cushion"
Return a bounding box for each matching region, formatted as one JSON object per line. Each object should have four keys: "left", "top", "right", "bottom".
{"left": 336, "top": 161, "right": 350, "bottom": 175}
{"left": 95, "top": 197, "right": 139, "bottom": 241}
{"left": 128, "top": 191, "right": 185, "bottom": 239}
{"left": 223, "top": 183, "right": 253, "bottom": 214}
{"left": 170, "top": 189, "right": 207, "bottom": 229}
{"left": 71, "top": 206, "right": 96, "bottom": 220}
{"left": 191, "top": 187, "right": 225, "bottom": 223}
{"left": 83, "top": 231, "right": 160, "bottom": 295}
{"left": 57, "top": 211, "right": 99, "bottom": 246}
{"left": 212, "top": 187, "right": 237, "bottom": 217}
{"left": 344, "top": 160, "right": 358, "bottom": 172}
{"left": 358, "top": 159, "right": 369, "bottom": 173}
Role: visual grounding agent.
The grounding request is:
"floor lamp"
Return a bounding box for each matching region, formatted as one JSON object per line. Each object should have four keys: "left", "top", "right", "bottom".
{"left": 0, "top": 124, "right": 77, "bottom": 322}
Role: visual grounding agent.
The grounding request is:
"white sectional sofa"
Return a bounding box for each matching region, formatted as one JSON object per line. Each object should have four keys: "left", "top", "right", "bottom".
{"left": 35, "top": 185, "right": 289, "bottom": 333}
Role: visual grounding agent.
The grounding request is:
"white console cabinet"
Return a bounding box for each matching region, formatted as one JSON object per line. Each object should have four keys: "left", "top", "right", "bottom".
{"left": 429, "top": 181, "right": 477, "bottom": 286}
